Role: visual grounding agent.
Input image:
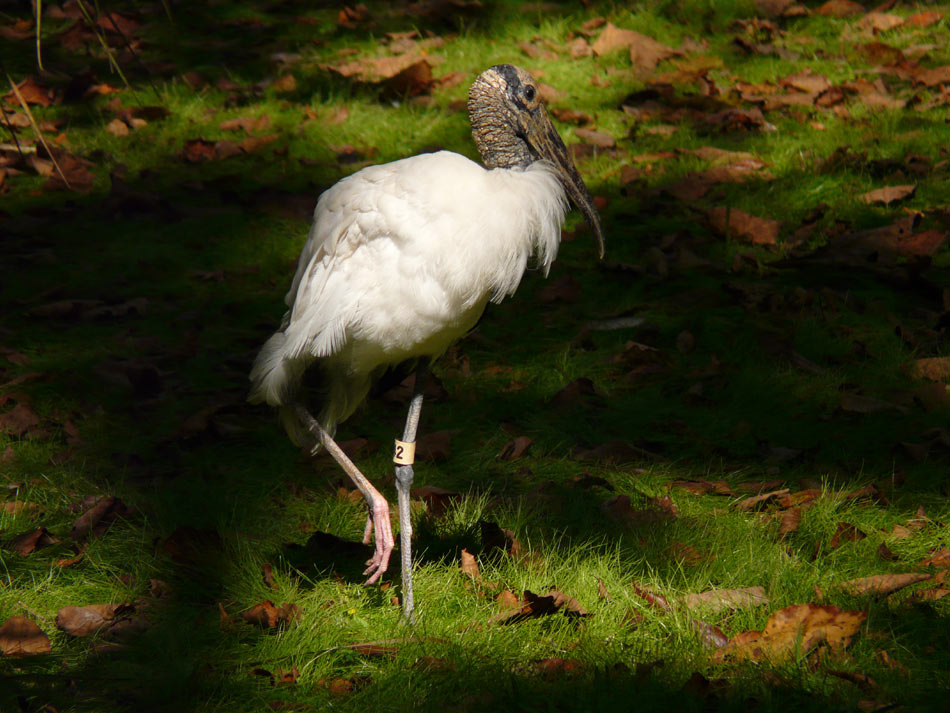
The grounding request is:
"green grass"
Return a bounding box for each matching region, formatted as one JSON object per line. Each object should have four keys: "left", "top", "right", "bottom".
{"left": 2, "top": 1, "right": 950, "bottom": 711}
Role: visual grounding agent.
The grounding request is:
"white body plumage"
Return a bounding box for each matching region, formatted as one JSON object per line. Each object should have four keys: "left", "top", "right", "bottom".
{"left": 249, "top": 150, "right": 568, "bottom": 437}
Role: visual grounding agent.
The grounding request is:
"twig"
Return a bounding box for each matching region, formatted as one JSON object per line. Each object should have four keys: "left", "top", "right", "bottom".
{"left": 34, "top": 0, "right": 44, "bottom": 71}
{"left": 18, "top": 600, "right": 51, "bottom": 625}
{"left": 75, "top": 0, "right": 136, "bottom": 102}
{"left": 99, "top": 1, "right": 159, "bottom": 99}
{"left": 0, "top": 100, "right": 26, "bottom": 157}
{"left": 3, "top": 70, "right": 70, "bottom": 189}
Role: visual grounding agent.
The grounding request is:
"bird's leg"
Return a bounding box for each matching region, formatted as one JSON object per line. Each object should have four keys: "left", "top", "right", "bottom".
{"left": 393, "top": 363, "right": 428, "bottom": 623}
{"left": 293, "top": 404, "right": 394, "bottom": 585}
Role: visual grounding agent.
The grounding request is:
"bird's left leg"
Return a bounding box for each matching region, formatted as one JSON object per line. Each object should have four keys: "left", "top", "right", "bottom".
{"left": 293, "top": 404, "right": 394, "bottom": 585}
{"left": 393, "top": 363, "right": 428, "bottom": 623}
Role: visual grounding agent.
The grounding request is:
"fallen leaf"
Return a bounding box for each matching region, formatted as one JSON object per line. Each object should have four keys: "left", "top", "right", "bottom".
{"left": 861, "top": 185, "right": 916, "bottom": 206}
{"left": 856, "top": 13, "right": 904, "bottom": 34}
{"left": 835, "top": 573, "right": 931, "bottom": 596}
{"left": 706, "top": 207, "right": 782, "bottom": 246}
{"left": 8, "top": 527, "right": 60, "bottom": 556}
{"left": 830, "top": 522, "right": 866, "bottom": 549}
{"left": 70, "top": 495, "right": 129, "bottom": 539}
{"left": 713, "top": 604, "right": 866, "bottom": 663}
{"left": 909, "top": 357, "right": 950, "bottom": 382}
{"left": 592, "top": 22, "right": 679, "bottom": 70}
{"left": 493, "top": 588, "right": 589, "bottom": 625}
{"left": 56, "top": 603, "right": 127, "bottom": 637}
{"left": 919, "top": 549, "right": 950, "bottom": 569}
{"left": 479, "top": 520, "right": 524, "bottom": 559}
{"left": 496, "top": 590, "right": 520, "bottom": 610}
{"left": 735, "top": 489, "right": 790, "bottom": 512}
{"left": 411, "top": 485, "right": 459, "bottom": 517}
{"left": 3, "top": 76, "right": 56, "bottom": 106}
{"left": 815, "top": 0, "right": 865, "bottom": 17}
{"left": 779, "top": 507, "right": 803, "bottom": 537}
{"left": 0, "top": 401, "right": 42, "bottom": 437}
{"left": 497, "top": 436, "right": 532, "bottom": 460}
{"left": 460, "top": 548, "right": 480, "bottom": 581}
{"left": 905, "top": 10, "right": 943, "bottom": 28}
{"left": 105, "top": 118, "right": 129, "bottom": 137}
{"left": 415, "top": 430, "right": 453, "bottom": 462}
{"left": 0, "top": 616, "right": 50, "bottom": 656}
{"left": 681, "top": 586, "right": 769, "bottom": 614}
{"left": 241, "top": 601, "right": 300, "bottom": 628}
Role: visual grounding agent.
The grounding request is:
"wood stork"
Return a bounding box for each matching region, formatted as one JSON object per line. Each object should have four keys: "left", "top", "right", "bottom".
{"left": 249, "top": 64, "right": 604, "bottom": 620}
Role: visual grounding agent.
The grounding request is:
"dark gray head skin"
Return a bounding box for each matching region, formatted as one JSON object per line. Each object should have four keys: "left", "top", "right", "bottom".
{"left": 468, "top": 64, "right": 605, "bottom": 259}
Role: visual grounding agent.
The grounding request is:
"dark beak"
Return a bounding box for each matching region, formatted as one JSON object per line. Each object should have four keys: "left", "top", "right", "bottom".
{"left": 524, "top": 108, "right": 605, "bottom": 259}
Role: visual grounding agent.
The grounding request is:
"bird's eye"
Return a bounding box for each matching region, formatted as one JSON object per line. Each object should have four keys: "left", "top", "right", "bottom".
{"left": 523, "top": 85, "right": 536, "bottom": 102}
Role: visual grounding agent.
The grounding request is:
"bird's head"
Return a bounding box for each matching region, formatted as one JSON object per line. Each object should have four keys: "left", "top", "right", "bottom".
{"left": 468, "top": 64, "right": 605, "bottom": 259}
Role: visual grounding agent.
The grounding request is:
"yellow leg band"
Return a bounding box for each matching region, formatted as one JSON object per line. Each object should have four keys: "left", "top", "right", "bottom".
{"left": 393, "top": 439, "right": 416, "bottom": 465}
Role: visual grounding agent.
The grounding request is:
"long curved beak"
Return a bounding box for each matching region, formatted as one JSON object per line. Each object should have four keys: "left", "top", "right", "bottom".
{"left": 524, "top": 109, "right": 606, "bottom": 259}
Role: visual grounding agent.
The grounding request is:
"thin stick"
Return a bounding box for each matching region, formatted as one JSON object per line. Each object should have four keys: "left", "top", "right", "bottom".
{"left": 75, "top": 0, "right": 136, "bottom": 100}
{"left": 34, "top": 0, "right": 44, "bottom": 71}
{"left": 3, "top": 71, "right": 70, "bottom": 190}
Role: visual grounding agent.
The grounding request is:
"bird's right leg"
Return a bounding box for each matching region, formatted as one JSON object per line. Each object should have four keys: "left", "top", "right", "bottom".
{"left": 293, "top": 404, "right": 394, "bottom": 585}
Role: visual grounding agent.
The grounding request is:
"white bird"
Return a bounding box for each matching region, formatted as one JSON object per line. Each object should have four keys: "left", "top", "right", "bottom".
{"left": 249, "top": 64, "right": 604, "bottom": 621}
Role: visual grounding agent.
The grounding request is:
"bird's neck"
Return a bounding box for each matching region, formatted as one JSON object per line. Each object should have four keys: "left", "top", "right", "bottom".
{"left": 470, "top": 107, "right": 532, "bottom": 170}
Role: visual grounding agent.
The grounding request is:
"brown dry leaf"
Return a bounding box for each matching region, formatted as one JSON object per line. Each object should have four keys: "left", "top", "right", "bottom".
{"left": 631, "top": 582, "right": 672, "bottom": 612}
{"left": 779, "top": 507, "right": 803, "bottom": 537}
{"left": 479, "top": 520, "right": 524, "bottom": 560}
{"left": 714, "top": 604, "right": 866, "bottom": 663}
{"left": 919, "top": 548, "right": 950, "bottom": 569}
{"left": 70, "top": 495, "right": 128, "bottom": 539}
{"left": 913, "top": 66, "right": 950, "bottom": 87}
{"left": 325, "top": 53, "right": 434, "bottom": 96}
{"left": 0, "top": 401, "right": 42, "bottom": 437}
{"left": 460, "top": 548, "right": 480, "bottom": 581}
{"left": 494, "top": 588, "right": 589, "bottom": 625}
{"left": 681, "top": 586, "right": 769, "bottom": 614}
{"left": 706, "top": 207, "right": 782, "bottom": 246}
{"left": 830, "top": 522, "right": 866, "bottom": 549}
{"left": 411, "top": 485, "right": 459, "bottom": 517}
{"left": 220, "top": 115, "right": 271, "bottom": 134}
{"left": 574, "top": 128, "right": 615, "bottom": 148}
{"left": 272, "top": 74, "right": 297, "bottom": 93}
{"left": 734, "top": 489, "right": 790, "bottom": 512}
{"left": 815, "top": 0, "right": 865, "bottom": 17}
{"left": 896, "top": 230, "right": 946, "bottom": 257}
{"left": 672, "top": 479, "right": 735, "bottom": 496}
{"left": 835, "top": 573, "right": 931, "bottom": 596}
{"left": 56, "top": 603, "right": 126, "bottom": 637}
{"left": 412, "top": 430, "right": 452, "bottom": 462}
{"left": 0, "top": 616, "right": 50, "bottom": 656}
{"left": 856, "top": 13, "right": 904, "bottom": 34}
{"left": 106, "top": 118, "right": 130, "bottom": 137}
{"left": 262, "top": 563, "right": 277, "bottom": 591}
{"left": 905, "top": 10, "right": 943, "bottom": 28}
{"left": 909, "top": 357, "right": 950, "bottom": 383}
{"left": 241, "top": 600, "right": 299, "bottom": 628}
{"left": 496, "top": 589, "right": 520, "bottom": 610}
{"left": 861, "top": 185, "right": 916, "bottom": 206}
{"left": 42, "top": 148, "right": 95, "bottom": 193}
{"left": 840, "top": 392, "right": 906, "bottom": 414}
{"left": 534, "top": 657, "right": 586, "bottom": 677}
{"left": 592, "top": 22, "right": 678, "bottom": 70}
{"left": 8, "top": 527, "right": 60, "bottom": 556}
{"left": 782, "top": 71, "right": 831, "bottom": 94}
{"left": 670, "top": 541, "right": 704, "bottom": 567}
{"left": 497, "top": 436, "right": 532, "bottom": 460}
{"left": 182, "top": 138, "right": 216, "bottom": 163}
{"left": 4, "top": 76, "right": 56, "bottom": 106}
